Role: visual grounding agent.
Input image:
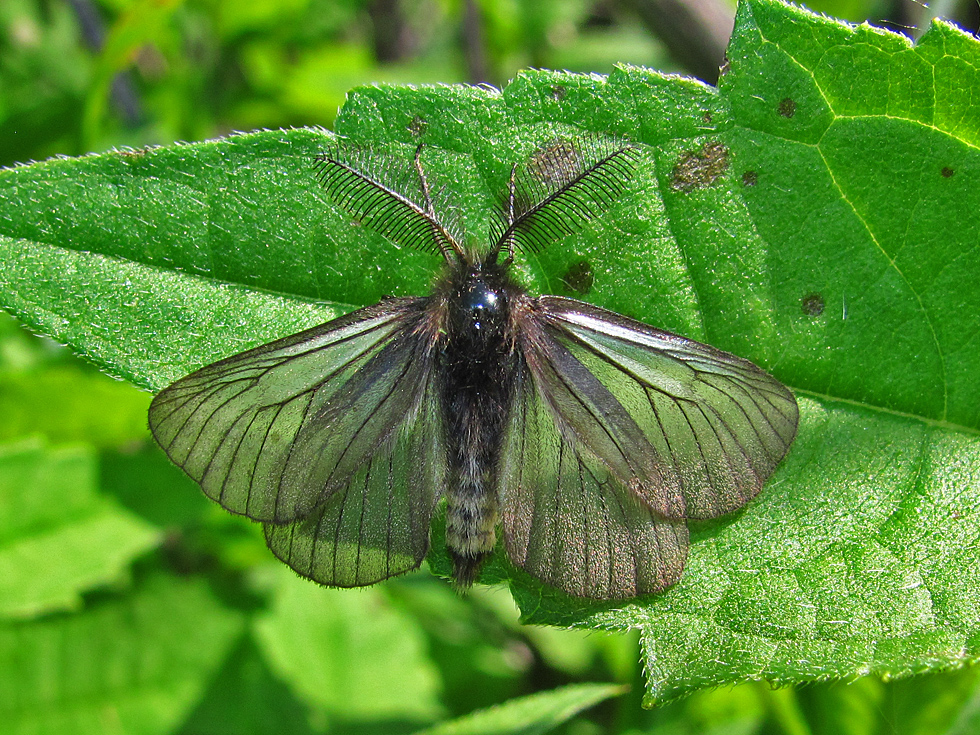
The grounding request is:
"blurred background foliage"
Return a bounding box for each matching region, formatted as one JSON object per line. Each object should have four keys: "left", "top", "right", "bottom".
{"left": 2, "top": 0, "right": 980, "bottom": 733}
{"left": 3, "top": 0, "right": 979, "bottom": 167}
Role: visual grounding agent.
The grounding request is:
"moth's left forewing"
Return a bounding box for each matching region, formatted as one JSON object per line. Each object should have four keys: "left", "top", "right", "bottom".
{"left": 534, "top": 297, "right": 799, "bottom": 521}
{"left": 498, "top": 369, "right": 689, "bottom": 600}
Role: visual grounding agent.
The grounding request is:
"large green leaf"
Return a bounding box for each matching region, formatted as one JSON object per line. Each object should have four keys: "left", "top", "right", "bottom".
{"left": 0, "top": 0, "right": 978, "bottom": 703}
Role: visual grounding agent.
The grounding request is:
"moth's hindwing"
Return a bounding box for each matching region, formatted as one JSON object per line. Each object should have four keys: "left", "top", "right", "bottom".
{"left": 264, "top": 382, "right": 446, "bottom": 586}
{"left": 498, "top": 368, "right": 689, "bottom": 600}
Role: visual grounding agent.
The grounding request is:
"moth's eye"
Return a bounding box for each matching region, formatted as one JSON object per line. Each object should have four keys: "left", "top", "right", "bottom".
{"left": 462, "top": 282, "right": 503, "bottom": 332}
{"left": 471, "top": 294, "right": 495, "bottom": 327}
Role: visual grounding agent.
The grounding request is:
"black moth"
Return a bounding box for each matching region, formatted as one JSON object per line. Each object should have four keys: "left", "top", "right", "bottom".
{"left": 149, "top": 136, "right": 798, "bottom": 600}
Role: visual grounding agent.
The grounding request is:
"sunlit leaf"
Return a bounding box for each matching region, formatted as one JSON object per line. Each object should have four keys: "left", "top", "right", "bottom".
{"left": 0, "top": 438, "right": 159, "bottom": 619}
{"left": 0, "top": 0, "right": 978, "bottom": 704}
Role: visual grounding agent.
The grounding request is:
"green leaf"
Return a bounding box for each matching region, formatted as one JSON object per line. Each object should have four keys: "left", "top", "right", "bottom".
{"left": 251, "top": 566, "right": 443, "bottom": 725}
{"left": 0, "top": 366, "right": 150, "bottom": 446}
{"left": 178, "top": 633, "right": 318, "bottom": 735}
{"left": 411, "top": 683, "right": 624, "bottom": 735}
{"left": 797, "top": 666, "right": 980, "bottom": 735}
{"left": 946, "top": 676, "right": 980, "bottom": 735}
{"left": 0, "top": 438, "right": 160, "bottom": 619}
{"left": 0, "top": 133, "right": 351, "bottom": 389}
{"left": 796, "top": 677, "right": 883, "bottom": 735}
{"left": 0, "top": 0, "right": 979, "bottom": 704}
{"left": 0, "top": 574, "right": 245, "bottom": 735}
{"left": 382, "top": 579, "right": 550, "bottom": 713}
{"left": 644, "top": 682, "right": 768, "bottom": 735}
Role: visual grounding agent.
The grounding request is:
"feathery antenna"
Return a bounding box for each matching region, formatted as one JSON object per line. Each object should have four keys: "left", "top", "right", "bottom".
{"left": 492, "top": 137, "right": 639, "bottom": 259}
{"left": 314, "top": 143, "right": 464, "bottom": 262}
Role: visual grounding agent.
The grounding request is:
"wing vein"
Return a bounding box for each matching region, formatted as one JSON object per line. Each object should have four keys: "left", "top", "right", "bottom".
{"left": 246, "top": 402, "right": 288, "bottom": 515}
{"left": 176, "top": 382, "right": 253, "bottom": 465}
{"left": 321, "top": 345, "right": 419, "bottom": 489}
{"left": 213, "top": 406, "right": 263, "bottom": 508}
{"left": 541, "top": 348, "right": 635, "bottom": 474}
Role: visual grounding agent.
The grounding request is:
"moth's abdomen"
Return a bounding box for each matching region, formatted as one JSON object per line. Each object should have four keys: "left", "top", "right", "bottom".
{"left": 445, "top": 461, "right": 500, "bottom": 587}
{"left": 440, "top": 362, "right": 518, "bottom": 587}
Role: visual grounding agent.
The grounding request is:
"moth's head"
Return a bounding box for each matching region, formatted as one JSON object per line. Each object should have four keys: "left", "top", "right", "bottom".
{"left": 446, "top": 262, "right": 513, "bottom": 344}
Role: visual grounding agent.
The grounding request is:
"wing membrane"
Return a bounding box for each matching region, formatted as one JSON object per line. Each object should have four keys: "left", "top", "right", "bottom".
{"left": 499, "top": 370, "right": 688, "bottom": 599}
{"left": 264, "top": 385, "right": 445, "bottom": 586}
{"left": 149, "top": 298, "right": 434, "bottom": 522}
{"left": 533, "top": 296, "right": 799, "bottom": 520}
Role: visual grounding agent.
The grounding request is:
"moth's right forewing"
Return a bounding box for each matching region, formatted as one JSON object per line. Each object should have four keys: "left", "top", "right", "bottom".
{"left": 148, "top": 298, "right": 431, "bottom": 523}
{"left": 264, "top": 380, "right": 446, "bottom": 587}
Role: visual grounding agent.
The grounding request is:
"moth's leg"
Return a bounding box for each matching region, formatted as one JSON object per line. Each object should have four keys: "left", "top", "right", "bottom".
{"left": 501, "top": 163, "right": 518, "bottom": 265}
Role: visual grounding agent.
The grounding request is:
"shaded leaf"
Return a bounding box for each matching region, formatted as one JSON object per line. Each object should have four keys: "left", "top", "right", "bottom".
{"left": 0, "top": 574, "right": 245, "bottom": 735}
{"left": 178, "top": 633, "right": 317, "bottom": 735}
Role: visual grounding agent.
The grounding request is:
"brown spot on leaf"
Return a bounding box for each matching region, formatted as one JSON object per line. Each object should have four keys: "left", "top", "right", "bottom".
{"left": 801, "top": 292, "right": 825, "bottom": 316}
{"left": 778, "top": 98, "right": 797, "bottom": 118}
{"left": 671, "top": 141, "right": 730, "bottom": 192}
{"left": 742, "top": 170, "right": 758, "bottom": 187}
{"left": 561, "top": 260, "right": 594, "bottom": 295}
{"left": 941, "top": 166, "right": 954, "bottom": 178}
{"left": 550, "top": 85, "right": 567, "bottom": 101}
{"left": 702, "top": 111, "right": 712, "bottom": 124}
{"left": 408, "top": 115, "right": 428, "bottom": 137}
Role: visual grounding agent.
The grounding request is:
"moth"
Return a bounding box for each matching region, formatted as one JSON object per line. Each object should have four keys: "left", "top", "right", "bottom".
{"left": 148, "top": 136, "right": 798, "bottom": 600}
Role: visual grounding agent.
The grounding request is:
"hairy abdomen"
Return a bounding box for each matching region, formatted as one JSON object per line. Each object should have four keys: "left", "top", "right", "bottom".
{"left": 438, "top": 347, "right": 519, "bottom": 588}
